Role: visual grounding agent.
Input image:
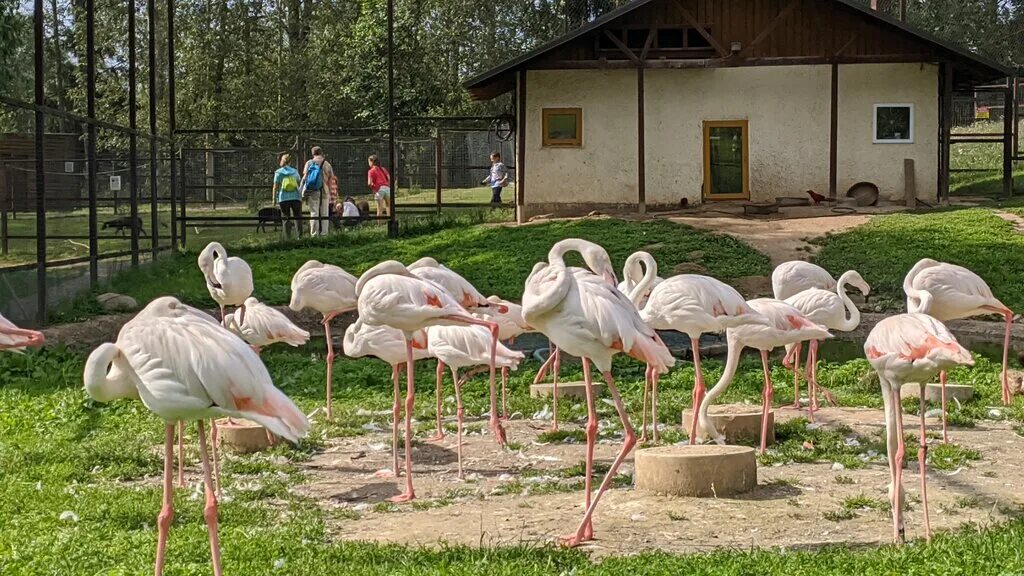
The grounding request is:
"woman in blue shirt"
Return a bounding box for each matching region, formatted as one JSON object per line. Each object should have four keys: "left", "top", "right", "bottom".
{"left": 273, "top": 153, "right": 303, "bottom": 238}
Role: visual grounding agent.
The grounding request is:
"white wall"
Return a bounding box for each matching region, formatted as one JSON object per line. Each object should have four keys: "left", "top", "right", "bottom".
{"left": 837, "top": 63, "right": 938, "bottom": 202}
{"left": 525, "top": 70, "right": 638, "bottom": 209}
{"left": 523, "top": 63, "right": 937, "bottom": 211}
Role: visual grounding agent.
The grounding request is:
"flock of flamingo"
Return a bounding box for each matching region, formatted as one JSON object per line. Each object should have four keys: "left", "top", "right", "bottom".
{"left": 0, "top": 237, "right": 1015, "bottom": 575}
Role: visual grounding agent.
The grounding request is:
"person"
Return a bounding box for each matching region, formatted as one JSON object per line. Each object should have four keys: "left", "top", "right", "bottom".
{"left": 301, "top": 145, "right": 335, "bottom": 236}
{"left": 367, "top": 154, "right": 391, "bottom": 217}
{"left": 272, "top": 153, "right": 303, "bottom": 239}
{"left": 481, "top": 151, "right": 509, "bottom": 204}
{"left": 341, "top": 195, "right": 361, "bottom": 229}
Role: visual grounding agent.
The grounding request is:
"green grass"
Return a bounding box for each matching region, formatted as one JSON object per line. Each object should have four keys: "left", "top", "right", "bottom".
{"left": 52, "top": 216, "right": 771, "bottom": 323}
{"left": 3, "top": 340, "right": 1024, "bottom": 574}
{"left": 812, "top": 208, "right": 1024, "bottom": 311}
{"left": 398, "top": 185, "right": 497, "bottom": 204}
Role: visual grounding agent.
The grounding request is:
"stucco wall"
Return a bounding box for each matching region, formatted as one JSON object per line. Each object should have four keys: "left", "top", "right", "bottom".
{"left": 523, "top": 63, "right": 937, "bottom": 213}
{"left": 837, "top": 63, "right": 938, "bottom": 202}
{"left": 524, "top": 70, "right": 638, "bottom": 211}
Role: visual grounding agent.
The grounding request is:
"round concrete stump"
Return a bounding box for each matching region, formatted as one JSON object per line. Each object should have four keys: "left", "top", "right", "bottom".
{"left": 530, "top": 381, "right": 603, "bottom": 400}
{"left": 216, "top": 418, "right": 274, "bottom": 453}
{"left": 900, "top": 383, "right": 974, "bottom": 403}
{"left": 682, "top": 405, "right": 774, "bottom": 446}
{"left": 635, "top": 445, "right": 757, "bottom": 497}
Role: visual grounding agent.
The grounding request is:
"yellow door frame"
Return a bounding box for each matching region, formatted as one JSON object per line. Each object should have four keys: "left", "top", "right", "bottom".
{"left": 702, "top": 119, "right": 750, "bottom": 201}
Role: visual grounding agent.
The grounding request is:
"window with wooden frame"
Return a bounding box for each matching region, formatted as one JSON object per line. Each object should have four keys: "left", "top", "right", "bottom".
{"left": 873, "top": 104, "right": 914, "bottom": 143}
{"left": 542, "top": 108, "right": 583, "bottom": 147}
{"left": 702, "top": 120, "right": 749, "bottom": 200}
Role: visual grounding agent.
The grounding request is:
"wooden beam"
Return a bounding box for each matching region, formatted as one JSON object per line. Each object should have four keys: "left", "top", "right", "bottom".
{"left": 834, "top": 34, "right": 858, "bottom": 57}
{"left": 740, "top": 0, "right": 800, "bottom": 57}
{"left": 603, "top": 29, "right": 640, "bottom": 64}
{"left": 637, "top": 66, "right": 645, "bottom": 213}
{"left": 941, "top": 61, "right": 953, "bottom": 203}
{"left": 516, "top": 70, "right": 526, "bottom": 222}
{"left": 538, "top": 54, "right": 934, "bottom": 71}
{"left": 829, "top": 62, "right": 838, "bottom": 199}
{"left": 1004, "top": 85, "right": 1014, "bottom": 198}
{"left": 640, "top": 28, "right": 655, "bottom": 62}
{"left": 670, "top": 0, "right": 728, "bottom": 57}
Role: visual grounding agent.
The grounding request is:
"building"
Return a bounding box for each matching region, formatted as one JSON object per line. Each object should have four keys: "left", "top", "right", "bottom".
{"left": 463, "top": 0, "right": 1012, "bottom": 220}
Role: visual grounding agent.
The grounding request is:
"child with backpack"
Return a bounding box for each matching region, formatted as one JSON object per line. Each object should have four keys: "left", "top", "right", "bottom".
{"left": 301, "top": 145, "right": 335, "bottom": 236}
{"left": 272, "top": 153, "right": 303, "bottom": 239}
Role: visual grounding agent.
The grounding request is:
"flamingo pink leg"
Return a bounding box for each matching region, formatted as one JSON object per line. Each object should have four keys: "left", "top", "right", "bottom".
{"left": 551, "top": 348, "right": 561, "bottom": 432}
{"left": 577, "top": 358, "right": 598, "bottom": 542}
{"left": 210, "top": 419, "right": 222, "bottom": 498}
{"left": 891, "top": 385, "right": 907, "bottom": 544}
{"left": 999, "top": 310, "right": 1012, "bottom": 405}
{"left": 177, "top": 421, "right": 185, "bottom": 488}
{"left": 426, "top": 360, "right": 446, "bottom": 442}
{"left": 917, "top": 385, "right": 932, "bottom": 542}
{"left": 374, "top": 365, "right": 402, "bottom": 479}
{"left": 809, "top": 340, "right": 838, "bottom": 407}
{"left": 939, "top": 370, "right": 949, "bottom": 444}
{"left": 391, "top": 340, "right": 418, "bottom": 503}
{"left": 759, "top": 350, "right": 774, "bottom": 455}
{"left": 791, "top": 342, "right": 803, "bottom": 410}
{"left": 195, "top": 420, "right": 223, "bottom": 576}
{"left": 451, "top": 366, "right": 465, "bottom": 479}
{"left": 651, "top": 367, "right": 660, "bottom": 444}
{"left": 154, "top": 424, "right": 175, "bottom": 576}
{"left": 440, "top": 314, "right": 506, "bottom": 446}
{"left": 218, "top": 305, "right": 226, "bottom": 326}
{"left": 501, "top": 337, "right": 514, "bottom": 420}
{"left": 533, "top": 343, "right": 555, "bottom": 384}
{"left": 688, "top": 337, "right": 706, "bottom": 445}
{"left": 639, "top": 364, "right": 651, "bottom": 443}
{"left": 323, "top": 315, "right": 336, "bottom": 421}
{"left": 562, "top": 368, "right": 636, "bottom": 547}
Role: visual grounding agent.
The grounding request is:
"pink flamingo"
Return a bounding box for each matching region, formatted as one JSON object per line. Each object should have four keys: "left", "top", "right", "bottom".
{"left": 342, "top": 320, "right": 431, "bottom": 477}
{"left": 197, "top": 242, "right": 253, "bottom": 324}
{"left": 639, "top": 274, "right": 768, "bottom": 444}
{"left": 408, "top": 257, "right": 507, "bottom": 439}
{"left": 289, "top": 259, "right": 357, "bottom": 421}
{"left": 523, "top": 238, "right": 673, "bottom": 546}
{"left": 697, "top": 298, "right": 831, "bottom": 454}
{"left": 426, "top": 324, "right": 524, "bottom": 478}
{"left": 467, "top": 295, "right": 534, "bottom": 420}
{"left": 864, "top": 313, "right": 973, "bottom": 543}
{"left": 356, "top": 260, "right": 502, "bottom": 503}
{"left": 771, "top": 260, "right": 836, "bottom": 301}
{"left": 904, "top": 258, "right": 1013, "bottom": 442}
{"left": 83, "top": 296, "right": 309, "bottom": 576}
{"left": 225, "top": 296, "right": 310, "bottom": 353}
{"left": 784, "top": 270, "right": 870, "bottom": 416}
{"left": 0, "top": 313, "right": 45, "bottom": 351}
{"left": 617, "top": 250, "right": 664, "bottom": 308}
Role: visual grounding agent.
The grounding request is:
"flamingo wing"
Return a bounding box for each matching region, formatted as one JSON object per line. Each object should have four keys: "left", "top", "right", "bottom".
{"left": 916, "top": 264, "right": 1007, "bottom": 315}
{"left": 240, "top": 301, "right": 310, "bottom": 347}
{"left": 784, "top": 288, "right": 843, "bottom": 327}
{"left": 864, "top": 313, "right": 972, "bottom": 368}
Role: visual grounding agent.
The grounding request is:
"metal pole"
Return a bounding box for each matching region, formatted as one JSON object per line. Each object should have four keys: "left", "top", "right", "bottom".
{"left": 148, "top": 0, "right": 158, "bottom": 258}
{"left": 128, "top": 0, "right": 139, "bottom": 266}
{"left": 434, "top": 129, "right": 442, "bottom": 213}
{"left": 34, "top": 0, "right": 47, "bottom": 325}
{"left": 86, "top": 0, "right": 98, "bottom": 286}
{"left": 386, "top": 0, "right": 397, "bottom": 237}
{"left": 1004, "top": 84, "right": 1014, "bottom": 198}
{"left": 168, "top": 0, "right": 178, "bottom": 249}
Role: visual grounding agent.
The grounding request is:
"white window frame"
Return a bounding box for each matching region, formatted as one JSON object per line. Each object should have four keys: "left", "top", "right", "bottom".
{"left": 873, "top": 103, "right": 914, "bottom": 144}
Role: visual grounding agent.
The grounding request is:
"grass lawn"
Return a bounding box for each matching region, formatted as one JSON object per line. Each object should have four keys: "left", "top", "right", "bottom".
{"left": 812, "top": 208, "right": 1024, "bottom": 311}
{"left": 398, "top": 185, "right": 501, "bottom": 204}
{"left": 2, "top": 338, "right": 1022, "bottom": 575}
{"left": 52, "top": 217, "right": 770, "bottom": 322}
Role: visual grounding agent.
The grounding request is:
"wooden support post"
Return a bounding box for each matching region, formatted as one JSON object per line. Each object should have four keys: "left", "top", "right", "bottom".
{"left": 434, "top": 129, "right": 443, "bottom": 213}
{"left": 638, "top": 66, "right": 646, "bottom": 214}
{"left": 1004, "top": 85, "right": 1014, "bottom": 198}
{"left": 904, "top": 158, "right": 916, "bottom": 208}
{"left": 516, "top": 71, "right": 526, "bottom": 223}
{"left": 941, "top": 62, "right": 953, "bottom": 203}
{"left": 829, "top": 62, "right": 838, "bottom": 199}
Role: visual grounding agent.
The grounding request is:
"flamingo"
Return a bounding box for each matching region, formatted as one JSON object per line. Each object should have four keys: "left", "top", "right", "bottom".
{"left": 342, "top": 320, "right": 431, "bottom": 478}
{"left": 697, "top": 298, "right": 831, "bottom": 454}
{"left": 864, "top": 313, "right": 973, "bottom": 543}
{"left": 426, "top": 324, "right": 524, "bottom": 478}
{"left": 289, "top": 260, "right": 358, "bottom": 421}
{"left": 197, "top": 242, "right": 254, "bottom": 324}
{"left": 469, "top": 295, "right": 533, "bottom": 420}
{"left": 617, "top": 251, "right": 663, "bottom": 308}
{"left": 771, "top": 260, "right": 836, "bottom": 300}
{"left": 0, "top": 313, "right": 45, "bottom": 351}
{"left": 523, "top": 238, "right": 673, "bottom": 546}
{"left": 83, "top": 296, "right": 309, "bottom": 576}
{"left": 639, "top": 274, "right": 768, "bottom": 444}
{"left": 784, "top": 270, "right": 870, "bottom": 416}
{"left": 225, "top": 297, "right": 310, "bottom": 353}
{"left": 904, "top": 258, "right": 1014, "bottom": 442}
{"left": 356, "top": 260, "right": 503, "bottom": 503}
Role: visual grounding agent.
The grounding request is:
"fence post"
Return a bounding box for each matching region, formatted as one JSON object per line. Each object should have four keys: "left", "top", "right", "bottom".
{"left": 168, "top": 0, "right": 178, "bottom": 249}
{"left": 148, "top": 0, "right": 158, "bottom": 258}
{"left": 33, "top": 0, "right": 48, "bottom": 325}
{"left": 86, "top": 0, "right": 98, "bottom": 286}
{"left": 179, "top": 149, "right": 186, "bottom": 249}
{"left": 1, "top": 208, "right": 7, "bottom": 255}
{"left": 434, "top": 129, "right": 442, "bottom": 213}
{"left": 128, "top": 0, "right": 139, "bottom": 267}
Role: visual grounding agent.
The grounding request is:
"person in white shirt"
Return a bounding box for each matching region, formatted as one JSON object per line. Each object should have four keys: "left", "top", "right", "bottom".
{"left": 341, "top": 196, "right": 361, "bottom": 229}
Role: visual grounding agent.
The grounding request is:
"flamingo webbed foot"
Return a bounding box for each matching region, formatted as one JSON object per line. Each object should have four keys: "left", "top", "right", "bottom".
{"left": 388, "top": 492, "right": 416, "bottom": 503}
{"left": 424, "top": 432, "right": 446, "bottom": 442}
{"left": 373, "top": 469, "right": 396, "bottom": 479}
{"left": 490, "top": 420, "right": 508, "bottom": 447}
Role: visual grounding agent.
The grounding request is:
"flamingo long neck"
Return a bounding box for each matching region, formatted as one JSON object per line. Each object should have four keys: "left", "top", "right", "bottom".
{"left": 83, "top": 343, "right": 139, "bottom": 402}
{"left": 700, "top": 335, "right": 742, "bottom": 412}
{"left": 903, "top": 259, "right": 936, "bottom": 314}
{"left": 834, "top": 271, "right": 861, "bottom": 332}
{"left": 627, "top": 253, "right": 657, "bottom": 307}
{"left": 548, "top": 239, "right": 614, "bottom": 282}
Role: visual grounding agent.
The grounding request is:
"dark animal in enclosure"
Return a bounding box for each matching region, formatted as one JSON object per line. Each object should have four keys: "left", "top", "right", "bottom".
{"left": 102, "top": 216, "right": 146, "bottom": 236}
{"left": 257, "top": 207, "right": 283, "bottom": 232}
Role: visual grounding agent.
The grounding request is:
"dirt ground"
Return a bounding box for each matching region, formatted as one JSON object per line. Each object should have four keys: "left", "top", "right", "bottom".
{"left": 294, "top": 406, "right": 1024, "bottom": 555}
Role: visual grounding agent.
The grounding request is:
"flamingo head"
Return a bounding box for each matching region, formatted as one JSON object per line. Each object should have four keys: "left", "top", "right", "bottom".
{"left": 197, "top": 241, "right": 225, "bottom": 278}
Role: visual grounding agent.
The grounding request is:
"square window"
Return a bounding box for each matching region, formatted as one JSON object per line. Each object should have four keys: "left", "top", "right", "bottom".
{"left": 626, "top": 29, "right": 648, "bottom": 50}
{"left": 657, "top": 29, "right": 684, "bottom": 49}
{"left": 542, "top": 108, "right": 583, "bottom": 147}
{"left": 873, "top": 104, "right": 914, "bottom": 143}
